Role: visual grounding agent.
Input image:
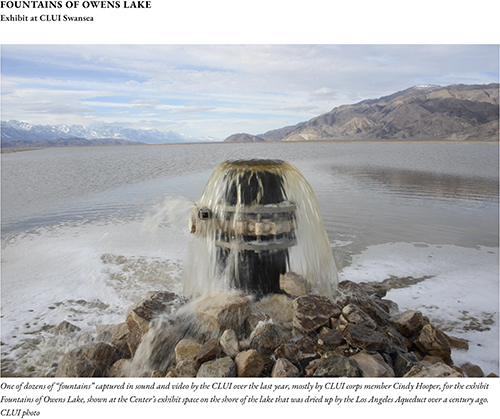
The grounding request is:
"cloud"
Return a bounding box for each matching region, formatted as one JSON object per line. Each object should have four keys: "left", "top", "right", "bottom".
{"left": 1, "top": 45, "right": 498, "bottom": 138}
{"left": 311, "top": 87, "right": 337, "bottom": 99}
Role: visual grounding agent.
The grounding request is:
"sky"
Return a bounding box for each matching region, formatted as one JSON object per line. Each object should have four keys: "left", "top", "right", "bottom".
{"left": 1, "top": 44, "right": 499, "bottom": 140}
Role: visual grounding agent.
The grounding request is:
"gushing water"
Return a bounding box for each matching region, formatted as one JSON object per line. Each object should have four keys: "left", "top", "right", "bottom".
{"left": 182, "top": 159, "right": 338, "bottom": 298}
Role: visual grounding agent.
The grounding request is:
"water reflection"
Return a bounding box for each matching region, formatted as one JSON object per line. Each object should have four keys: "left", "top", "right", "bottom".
{"left": 335, "top": 165, "right": 499, "bottom": 202}
{"left": 311, "top": 163, "right": 499, "bottom": 268}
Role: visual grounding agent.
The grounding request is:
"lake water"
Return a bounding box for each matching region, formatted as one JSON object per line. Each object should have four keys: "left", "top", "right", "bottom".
{"left": 1, "top": 142, "right": 499, "bottom": 376}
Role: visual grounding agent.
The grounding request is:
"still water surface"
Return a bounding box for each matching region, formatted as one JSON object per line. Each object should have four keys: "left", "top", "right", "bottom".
{"left": 3, "top": 142, "right": 498, "bottom": 259}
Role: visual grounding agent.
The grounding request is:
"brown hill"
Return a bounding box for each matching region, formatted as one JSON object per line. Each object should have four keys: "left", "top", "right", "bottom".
{"left": 224, "top": 133, "right": 266, "bottom": 143}
{"left": 225, "top": 83, "right": 499, "bottom": 142}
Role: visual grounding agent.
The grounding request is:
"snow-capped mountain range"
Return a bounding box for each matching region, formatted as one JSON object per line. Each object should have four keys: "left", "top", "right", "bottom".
{"left": 1, "top": 120, "right": 218, "bottom": 144}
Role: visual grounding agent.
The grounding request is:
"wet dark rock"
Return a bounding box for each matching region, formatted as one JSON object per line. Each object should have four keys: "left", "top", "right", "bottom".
{"left": 342, "top": 323, "right": 392, "bottom": 353}
{"left": 336, "top": 281, "right": 390, "bottom": 326}
{"left": 379, "top": 325, "right": 408, "bottom": 353}
{"left": 250, "top": 322, "right": 287, "bottom": 356}
{"left": 374, "top": 298, "right": 399, "bottom": 315}
{"left": 317, "top": 329, "right": 344, "bottom": 352}
{"left": 313, "top": 355, "right": 361, "bottom": 377}
{"left": 293, "top": 295, "right": 340, "bottom": 334}
{"left": 340, "top": 303, "right": 377, "bottom": 329}
{"left": 358, "top": 282, "right": 388, "bottom": 298}
{"left": 274, "top": 342, "right": 300, "bottom": 360}
{"left": 393, "top": 351, "right": 421, "bottom": 377}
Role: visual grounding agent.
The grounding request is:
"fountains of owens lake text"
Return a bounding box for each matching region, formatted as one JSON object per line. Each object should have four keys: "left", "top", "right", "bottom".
{"left": 130, "top": 159, "right": 338, "bottom": 373}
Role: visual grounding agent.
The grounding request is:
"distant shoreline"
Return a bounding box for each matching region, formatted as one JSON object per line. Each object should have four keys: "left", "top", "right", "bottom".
{"left": 1, "top": 139, "right": 498, "bottom": 153}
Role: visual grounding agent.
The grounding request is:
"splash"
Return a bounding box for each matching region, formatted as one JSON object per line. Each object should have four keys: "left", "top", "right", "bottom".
{"left": 182, "top": 159, "right": 338, "bottom": 298}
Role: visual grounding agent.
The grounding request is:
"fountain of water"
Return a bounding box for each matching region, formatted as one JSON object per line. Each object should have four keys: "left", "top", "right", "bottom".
{"left": 183, "top": 159, "right": 338, "bottom": 298}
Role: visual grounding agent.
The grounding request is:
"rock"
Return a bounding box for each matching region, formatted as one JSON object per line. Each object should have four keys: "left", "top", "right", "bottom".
{"left": 279, "top": 272, "right": 307, "bottom": 297}
{"left": 379, "top": 325, "right": 408, "bottom": 353}
{"left": 295, "top": 335, "right": 318, "bottom": 353}
{"left": 293, "top": 295, "right": 340, "bottom": 334}
{"left": 389, "top": 310, "right": 424, "bottom": 338}
{"left": 350, "top": 351, "right": 395, "bottom": 377}
{"left": 235, "top": 349, "right": 265, "bottom": 377}
{"left": 126, "top": 291, "right": 183, "bottom": 356}
{"left": 376, "top": 299, "right": 399, "bottom": 315}
{"left": 359, "top": 282, "right": 388, "bottom": 298}
{"left": 245, "top": 311, "right": 270, "bottom": 335}
{"left": 423, "top": 355, "right": 445, "bottom": 364}
{"left": 55, "top": 342, "right": 119, "bottom": 377}
{"left": 193, "top": 292, "right": 252, "bottom": 333}
{"left": 317, "top": 329, "right": 344, "bottom": 351}
{"left": 219, "top": 329, "right": 240, "bottom": 358}
{"left": 271, "top": 358, "right": 300, "bottom": 377}
{"left": 460, "top": 362, "right": 484, "bottom": 377}
{"left": 274, "top": 342, "right": 300, "bottom": 360}
{"left": 107, "top": 358, "right": 132, "bottom": 377}
{"left": 304, "top": 358, "right": 322, "bottom": 376}
{"left": 313, "top": 355, "right": 361, "bottom": 377}
{"left": 173, "top": 360, "right": 198, "bottom": 377}
{"left": 404, "top": 362, "right": 463, "bottom": 377}
{"left": 111, "top": 322, "right": 131, "bottom": 358}
{"left": 250, "top": 322, "right": 287, "bottom": 356}
{"left": 175, "top": 339, "right": 203, "bottom": 365}
{"left": 441, "top": 331, "right": 469, "bottom": 350}
{"left": 336, "top": 281, "right": 390, "bottom": 326}
{"left": 340, "top": 304, "right": 377, "bottom": 329}
{"left": 197, "top": 356, "right": 237, "bottom": 377}
{"left": 49, "top": 321, "right": 81, "bottom": 336}
{"left": 342, "top": 323, "right": 392, "bottom": 353}
{"left": 194, "top": 339, "right": 221, "bottom": 366}
{"left": 414, "top": 324, "right": 451, "bottom": 360}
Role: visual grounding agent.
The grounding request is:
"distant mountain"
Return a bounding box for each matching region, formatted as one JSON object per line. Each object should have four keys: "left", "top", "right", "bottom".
{"left": 225, "top": 83, "right": 499, "bottom": 142}
{"left": 1, "top": 120, "right": 217, "bottom": 145}
{"left": 224, "top": 133, "right": 266, "bottom": 143}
